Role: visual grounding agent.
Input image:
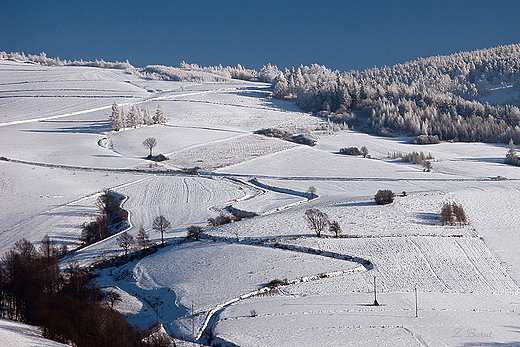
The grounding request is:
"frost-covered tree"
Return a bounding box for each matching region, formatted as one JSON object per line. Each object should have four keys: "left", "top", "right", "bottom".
{"left": 109, "top": 102, "right": 123, "bottom": 131}
{"left": 360, "top": 146, "right": 369, "bottom": 158}
{"left": 120, "top": 108, "right": 125, "bottom": 129}
{"left": 142, "top": 137, "right": 157, "bottom": 157}
{"left": 126, "top": 105, "right": 139, "bottom": 128}
{"left": 258, "top": 63, "right": 282, "bottom": 83}
{"left": 135, "top": 107, "right": 143, "bottom": 127}
{"left": 143, "top": 106, "right": 153, "bottom": 125}
{"left": 153, "top": 103, "right": 166, "bottom": 124}
{"left": 505, "top": 139, "right": 519, "bottom": 165}
{"left": 273, "top": 75, "right": 289, "bottom": 98}
{"left": 270, "top": 44, "right": 520, "bottom": 144}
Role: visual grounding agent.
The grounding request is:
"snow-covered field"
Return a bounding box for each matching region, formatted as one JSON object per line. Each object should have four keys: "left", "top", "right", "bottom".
{"left": 1, "top": 59, "right": 520, "bottom": 346}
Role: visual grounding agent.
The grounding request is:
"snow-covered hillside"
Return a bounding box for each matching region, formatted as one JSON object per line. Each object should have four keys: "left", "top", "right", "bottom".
{"left": 1, "top": 59, "right": 520, "bottom": 346}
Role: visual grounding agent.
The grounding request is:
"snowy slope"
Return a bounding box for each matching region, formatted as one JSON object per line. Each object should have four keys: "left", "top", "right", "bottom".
{"left": 2, "top": 59, "right": 520, "bottom": 346}
{"left": 0, "top": 318, "right": 68, "bottom": 347}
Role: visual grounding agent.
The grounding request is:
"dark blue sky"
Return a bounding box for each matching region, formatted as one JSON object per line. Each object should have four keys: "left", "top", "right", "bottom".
{"left": 2, "top": 0, "right": 520, "bottom": 72}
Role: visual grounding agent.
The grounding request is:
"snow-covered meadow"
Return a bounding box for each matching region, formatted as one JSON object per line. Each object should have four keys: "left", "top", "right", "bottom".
{"left": 1, "top": 58, "right": 520, "bottom": 346}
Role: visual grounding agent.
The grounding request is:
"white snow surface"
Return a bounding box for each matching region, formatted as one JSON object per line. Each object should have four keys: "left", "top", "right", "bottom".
{"left": 1, "top": 59, "right": 520, "bottom": 346}
{"left": 0, "top": 318, "right": 68, "bottom": 347}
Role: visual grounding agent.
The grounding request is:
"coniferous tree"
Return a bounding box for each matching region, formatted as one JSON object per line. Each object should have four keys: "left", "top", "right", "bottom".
{"left": 143, "top": 106, "right": 153, "bottom": 125}
{"left": 153, "top": 103, "right": 166, "bottom": 124}
{"left": 110, "top": 102, "right": 123, "bottom": 131}
{"left": 126, "top": 105, "right": 138, "bottom": 128}
{"left": 506, "top": 139, "right": 519, "bottom": 165}
{"left": 135, "top": 107, "right": 143, "bottom": 127}
{"left": 120, "top": 108, "right": 125, "bottom": 129}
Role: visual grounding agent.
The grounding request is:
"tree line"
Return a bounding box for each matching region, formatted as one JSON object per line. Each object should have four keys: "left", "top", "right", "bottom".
{"left": 271, "top": 44, "right": 520, "bottom": 144}
{"left": 109, "top": 102, "right": 166, "bottom": 131}
{"left": 9, "top": 44, "right": 520, "bottom": 143}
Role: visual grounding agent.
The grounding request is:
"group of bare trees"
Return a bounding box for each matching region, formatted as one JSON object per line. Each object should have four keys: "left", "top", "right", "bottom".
{"left": 81, "top": 190, "right": 127, "bottom": 246}
{"left": 109, "top": 102, "right": 166, "bottom": 131}
{"left": 440, "top": 201, "right": 469, "bottom": 227}
{"left": 304, "top": 209, "right": 342, "bottom": 238}
{"left": 0, "top": 237, "right": 151, "bottom": 346}
{"left": 115, "top": 215, "right": 170, "bottom": 257}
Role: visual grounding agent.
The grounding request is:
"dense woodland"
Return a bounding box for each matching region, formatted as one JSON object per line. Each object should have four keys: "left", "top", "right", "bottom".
{"left": 271, "top": 45, "right": 520, "bottom": 143}
{"left": 0, "top": 238, "right": 151, "bottom": 346}
{"left": 6, "top": 45, "right": 520, "bottom": 143}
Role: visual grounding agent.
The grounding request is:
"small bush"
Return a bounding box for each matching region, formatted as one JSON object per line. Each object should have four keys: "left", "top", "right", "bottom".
{"left": 256, "top": 128, "right": 316, "bottom": 146}
{"left": 207, "top": 213, "right": 232, "bottom": 227}
{"left": 155, "top": 154, "right": 169, "bottom": 162}
{"left": 339, "top": 147, "right": 362, "bottom": 156}
{"left": 412, "top": 134, "right": 440, "bottom": 145}
{"left": 266, "top": 279, "right": 288, "bottom": 289}
{"left": 291, "top": 133, "right": 317, "bottom": 146}
{"left": 375, "top": 190, "right": 394, "bottom": 205}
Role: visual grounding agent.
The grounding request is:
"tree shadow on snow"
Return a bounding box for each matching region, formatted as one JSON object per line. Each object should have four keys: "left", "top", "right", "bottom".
{"left": 415, "top": 212, "right": 439, "bottom": 226}
{"left": 333, "top": 201, "right": 376, "bottom": 208}
{"left": 453, "top": 157, "right": 505, "bottom": 164}
{"left": 23, "top": 121, "right": 112, "bottom": 134}
{"left": 463, "top": 343, "right": 520, "bottom": 346}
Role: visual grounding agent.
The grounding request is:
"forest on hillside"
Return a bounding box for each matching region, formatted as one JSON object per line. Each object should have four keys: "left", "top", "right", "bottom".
{"left": 5, "top": 44, "right": 520, "bottom": 143}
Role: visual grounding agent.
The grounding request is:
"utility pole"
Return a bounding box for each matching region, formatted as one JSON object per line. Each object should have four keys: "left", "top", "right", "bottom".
{"left": 415, "top": 286, "right": 418, "bottom": 318}
{"left": 373, "top": 276, "right": 380, "bottom": 306}
{"left": 156, "top": 297, "right": 159, "bottom": 328}
{"left": 192, "top": 303, "right": 194, "bottom": 336}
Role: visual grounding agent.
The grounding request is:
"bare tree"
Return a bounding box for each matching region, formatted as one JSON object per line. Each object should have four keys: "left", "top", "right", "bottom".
{"left": 187, "top": 225, "right": 204, "bottom": 241}
{"left": 153, "top": 215, "right": 170, "bottom": 247}
{"left": 306, "top": 186, "right": 317, "bottom": 198}
{"left": 104, "top": 290, "right": 122, "bottom": 310}
{"left": 452, "top": 202, "right": 469, "bottom": 227}
{"left": 116, "top": 232, "right": 134, "bottom": 257}
{"left": 440, "top": 202, "right": 454, "bottom": 225}
{"left": 136, "top": 226, "right": 151, "bottom": 249}
{"left": 329, "top": 220, "right": 342, "bottom": 238}
{"left": 143, "top": 137, "right": 157, "bottom": 158}
{"left": 304, "top": 209, "right": 329, "bottom": 237}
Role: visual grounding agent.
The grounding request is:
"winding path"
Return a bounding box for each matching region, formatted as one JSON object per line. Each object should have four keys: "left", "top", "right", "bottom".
{"left": 193, "top": 234, "right": 373, "bottom": 343}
